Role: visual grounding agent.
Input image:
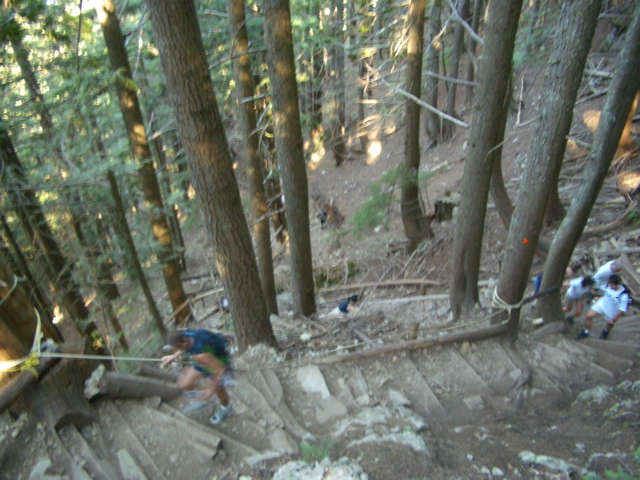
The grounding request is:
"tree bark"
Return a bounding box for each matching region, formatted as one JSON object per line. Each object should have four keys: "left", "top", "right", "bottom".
{"left": 424, "top": 1, "right": 442, "bottom": 144}
{"left": 263, "top": 0, "right": 317, "bottom": 317}
{"left": 465, "top": 0, "right": 483, "bottom": 104}
{"left": 495, "top": 0, "right": 603, "bottom": 335}
{"left": 145, "top": 0, "right": 277, "bottom": 351}
{"left": 0, "top": 211, "right": 56, "bottom": 329}
{"left": 227, "top": 0, "right": 279, "bottom": 317}
{"left": 330, "top": 0, "right": 347, "bottom": 166}
{"left": 107, "top": 170, "right": 166, "bottom": 336}
{"left": 96, "top": 0, "right": 190, "bottom": 324}
{"left": 538, "top": 5, "right": 640, "bottom": 323}
{"left": 618, "top": 91, "right": 639, "bottom": 150}
{"left": 401, "top": 0, "right": 434, "bottom": 253}
{"left": 449, "top": 0, "right": 524, "bottom": 321}
{"left": 442, "top": 0, "right": 470, "bottom": 140}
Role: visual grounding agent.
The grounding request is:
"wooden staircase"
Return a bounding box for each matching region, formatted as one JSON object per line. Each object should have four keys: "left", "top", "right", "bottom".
{"left": 20, "top": 313, "right": 639, "bottom": 479}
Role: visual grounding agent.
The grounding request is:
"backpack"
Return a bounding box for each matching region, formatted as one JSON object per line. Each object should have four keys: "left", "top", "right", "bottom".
{"left": 615, "top": 284, "right": 633, "bottom": 308}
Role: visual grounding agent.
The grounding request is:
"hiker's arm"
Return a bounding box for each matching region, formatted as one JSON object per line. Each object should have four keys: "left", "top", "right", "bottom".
{"left": 162, "top": 349, "right": 184, "bottom": 365}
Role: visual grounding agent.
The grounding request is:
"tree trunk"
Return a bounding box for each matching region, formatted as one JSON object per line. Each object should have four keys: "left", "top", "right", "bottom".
{"left": 107, "top": 170, "right": 166, "bottom": 336}
{"left": 0, "top": 211, "right": 56, "bottom": 329}
{"left": 489, "top": 78, "right": 515, "bottom": 228}
{"left": 227, "top": 0, "right": 279, "bottom": 316}
{"left": 151, "top": 124, "right": 187, "bottom": 273}
{"left": 0, "top": 121, "right": 101, "bottom": 340}
{"left": 263, "top": 0, "right": 317, "bottom": 317}
{"left": 442, "top": 0, "right": 469, "bottom": 140}
{"left": 465, "top": 0, "right": 483, "bottom": 104}
{"left": 495, "top": 0, "right": 603, "bottom": 335}
{"left": 401, "top": 0, "right": 434, "bottom": 253}
{"left": 145, "top": 0, "right": 277, "bottom": 351}
{"left": 330, "top": 0, "right": 347, "bottom": 166}
{"left": 618, "top": 91, "right": 639, "bottom": 150}
{"left": 538, "top": 5, "right": 640, "bottom": 323}
{"left": 449, "top": 0, "right": 523, "bottom": 321}
{"left": 309, "top": 2, "right": 325, "bottom": 159}
{"left": 0, "top": 254, "right": 61, "bottom": 363}
{"left": 424, "top": 1, "right": 442, "bottom": 144}
{"left": 96, "top": 0, "right": 190, "bottom": 324}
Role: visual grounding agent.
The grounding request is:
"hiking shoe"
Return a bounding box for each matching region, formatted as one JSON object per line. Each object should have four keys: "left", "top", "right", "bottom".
{"left": 575, "top": 330, "right": 589, "bottom": 340}
{"left": 210, "top": 405, "right": 233, "bottom": 425}
{"left": 599, "top": 329, "right": 609, "bottom": 340}
{"left": 566, "top": 316, "right": 574, "bottom": 325}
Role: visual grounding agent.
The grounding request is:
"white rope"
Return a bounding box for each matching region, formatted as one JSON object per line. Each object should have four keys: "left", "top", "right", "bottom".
{"left": 491, "top": 286, "right": 524, "bottom": 323}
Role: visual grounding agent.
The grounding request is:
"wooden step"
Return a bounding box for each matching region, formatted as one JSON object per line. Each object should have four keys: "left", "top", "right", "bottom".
{"left": 97, "top": 401, "right": 167, "bottom": 480}
{"left": 58, "top": 425, "right": 120, "bottom": 480}
{"left": 457, "top": 339, "right": 523, "bottom": 395}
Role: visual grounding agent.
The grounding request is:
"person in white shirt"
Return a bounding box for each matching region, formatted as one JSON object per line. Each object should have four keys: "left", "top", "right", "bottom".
{"left": 563, "top": 276, "right": 594, "bottom": 324}
{"left": 575, "top": 274, "right": 629, "bottom": 341}
{"left": 592, "top": 259, "right": 624, "bottom": 292}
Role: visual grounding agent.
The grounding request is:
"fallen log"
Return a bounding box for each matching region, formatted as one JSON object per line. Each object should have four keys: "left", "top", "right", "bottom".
{"left": 319, "top": 279, "right": 441, "bottom": 294}
{"left": 313, "top": 323, "right": 508, "bottom": 365}
{"left": 138, "top": 364, "right": 180, "bottom": 383}
{"left": 99, "top": 372, "right": 181, "bottom": 401}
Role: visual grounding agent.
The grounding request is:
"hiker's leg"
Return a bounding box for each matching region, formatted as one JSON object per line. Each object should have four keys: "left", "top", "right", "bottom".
{"left": 177, "top": 365, "right": 203, "bottom": 390}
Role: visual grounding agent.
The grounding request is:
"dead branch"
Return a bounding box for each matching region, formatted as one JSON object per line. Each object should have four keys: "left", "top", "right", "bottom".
{"left": 318, "top": 279, "right": 441, "bottom": 294}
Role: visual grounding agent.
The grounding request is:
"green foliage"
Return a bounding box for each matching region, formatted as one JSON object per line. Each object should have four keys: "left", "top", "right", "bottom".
{"left": 300, "top": 440, "right": 333, "bottom": 463}
{"left": 583, "top": 447, "right": 640, "bottom": 479}
{"left": 513, "top": 5, "right": 556, "bottom": 72}
{"left": 626, "top": 209, "right": 640, "bottom": 226}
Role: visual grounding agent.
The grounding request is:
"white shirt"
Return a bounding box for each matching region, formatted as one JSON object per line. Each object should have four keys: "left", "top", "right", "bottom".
{"left": 565, "top": 277, "right": 591, "bottom": 300}
{"left": 593, "top": 261, "right": 619, "bottom": 290}
{"left": 593, "top": 284, "right": 629, "bottom": 320}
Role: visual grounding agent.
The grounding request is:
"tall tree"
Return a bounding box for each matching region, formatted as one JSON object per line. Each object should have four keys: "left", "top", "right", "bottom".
{"left": 263, "top": 0, "right": 317, "bottom": 317}
{"left": 538, "top": 5, "right": 640, "bottom": 323}
{"left": 494, "top": 0, "right": 603, "bottom": 336}
{"left": 95, "top": 0, "right": 190, "bottom": 324}
{"left": 442, "top": 0, "right": 470, "bottom": 140}
{"left": 330, "top": 0, "right": 347, "bottom": 166}
{"left": 0, "top": 119, "right": 102, "bottom": 344}
{"left": 227, "top": 0, "right": 279, "bottom": 316}
{"left": 144, "top": 0, "right": 277, "bottom": 351}
{"left": 449, "top": 0, "right": 523, "bottom": 321}
{"left": 401, "top": 0, "right": 434, "bottom": 252}
{"left": 424, "top": 0, "right": 442, "bottom": 144}
{"left": 464, "top": 0, "right": 482, "bottom": 104}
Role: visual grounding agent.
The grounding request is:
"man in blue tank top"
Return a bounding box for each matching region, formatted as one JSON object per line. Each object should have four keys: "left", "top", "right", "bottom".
{"left": 162, "top": 329, "right": 233, "bottom": 424}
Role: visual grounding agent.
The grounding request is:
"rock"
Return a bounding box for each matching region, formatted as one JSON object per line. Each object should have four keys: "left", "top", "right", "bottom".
{"left": 315, "top": 396, "right": 348, "bottom": 424}
{"left": 269, "top": 429, "right": 300, "bottom": 455}
{"left": 387, "top": 389, "right": 411, "bottom": 408}
{"left": 272, "top": 457, "right": 368, "bottom": 480}
{"left": 333, "top": 406, "right": 391, "bottom": 437}
{"left": 463, "top": 395, "right": 485, "bottom": 410}
{"left": 576, "top": 386, "right": 612, "bottom": 406}
{"left": 518, "top": 450, "right": 586, "bottom": 477}
{"left": 297, "top": 365, "right": 331, "bottom": 399}
{"left": 491, "top": 466, "right": 504, "bottom": 477}
{"left": 347, "top": 431, "right": 428, "bottom": 453}
{"left": 29, "top": 458, "right": 63, "bottom": 480}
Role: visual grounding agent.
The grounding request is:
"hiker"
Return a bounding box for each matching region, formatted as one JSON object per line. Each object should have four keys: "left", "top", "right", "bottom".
{"left": 162, "top": 328, "right": 233, "bottom": 424}
{"left": 575, "top": 274, "right": 629, "bottom": 341}
{"left": 592, "top": 259, "right": 624, "bottom": 292}
{"left": 339, "top": 295, "right": 359, "bottom": 314}
{"left": 317, "top": 210, "right": 327, "bottom": 229}
{"left": 563, "top": 276, "right": 594, "bottom": 324}
{"left": 220, "top": 298, "right": 230, "bottom": 314}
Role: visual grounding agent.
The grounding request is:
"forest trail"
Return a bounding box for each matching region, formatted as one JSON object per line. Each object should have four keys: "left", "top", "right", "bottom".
{"left": 7, "top": 310, "right": 639, "bottom": 480}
